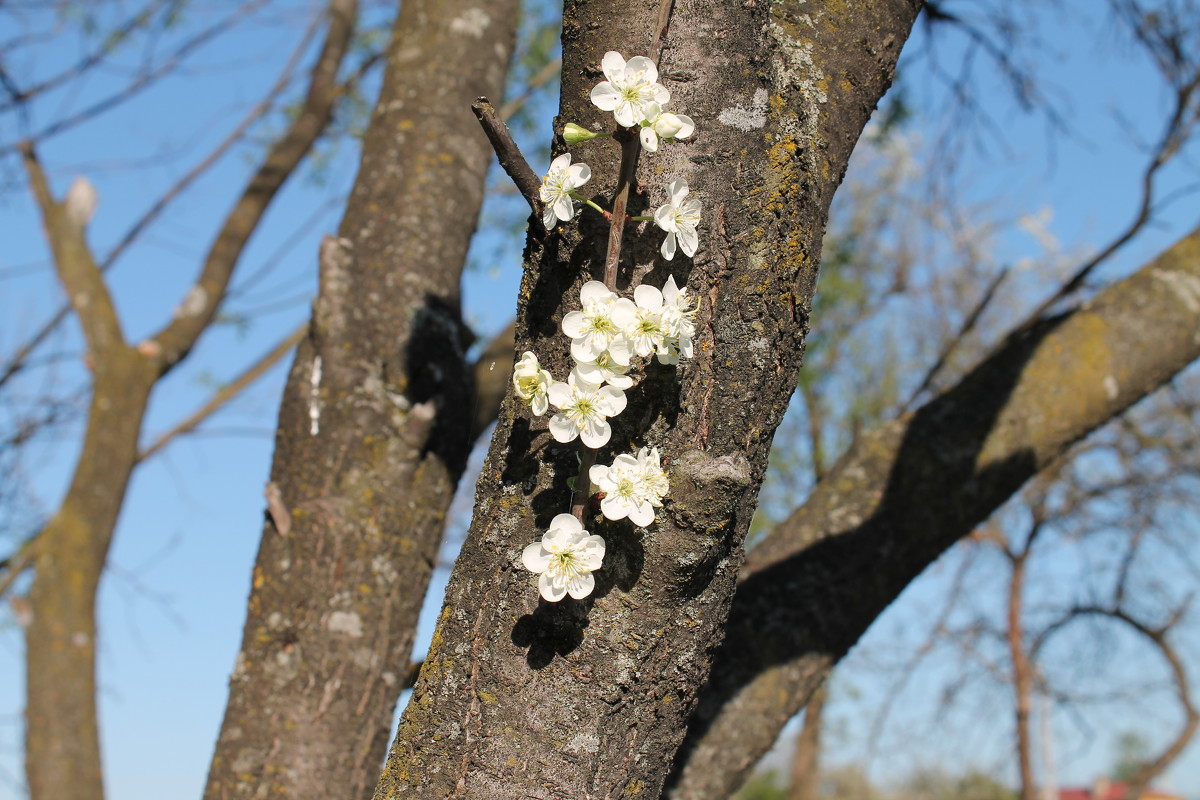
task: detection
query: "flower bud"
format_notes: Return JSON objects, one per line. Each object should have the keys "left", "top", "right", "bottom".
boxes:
{"left": 563, "top": 123, "right": 600, "bottom": 144}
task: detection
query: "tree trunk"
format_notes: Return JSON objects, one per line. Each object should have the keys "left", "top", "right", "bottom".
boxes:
{"left": 203, "top": 1, "right": 518, "bottom": 797}
{"left": 25, "top": 352, "right": 155, "bottom": 800}
{"left": 371, "top": 1, "right": 918, "bottom": 797}
{"left": 19, "top": 2, "right": 356, "bottom": 796}
{"left": 667, "top": 223, "right": 1200, "bottom": 799}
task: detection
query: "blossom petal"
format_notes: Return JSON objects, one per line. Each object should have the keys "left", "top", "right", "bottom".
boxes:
{"left": 613, "top": 453, "right": 638, "bottom": 470}
{"left": 628, "top": 501, "right": 656, "bottom": 528}
{"left": 531, "top": 394, "right": 548, "bottom": 416}
{"left": 573, "top": 359, "right": 604, "bottom": 384}
{"left": 567, "top": 163, "right": 591, "bottom": 186}
{"left": 662, "top": 274, "right": 680, "bottom": 303}
{"left": 546, "top": 381, "right": 572, "bottom": 409}
{"left": 607, "top": 372, "right": 634, "bottom": 389}
{"left": 566, "top": 572, "right": 595, "bottom": 600}
{"left": 549, "top": 414, "right": 579, "bottom": 443}
{"left": 613, "top": 102, "right": 639, "bottom": 128}
{"left": 548, "top": 513, "right": 583, "bottom": 536}
{"left": 543, "top": 204, "right": 557, "bottom": 228}
{"left": 667, "top": 178, "right": 690, "bottom": 204}
{"left": 589, "top": 463, "right": 612, "bottom": 490}
{"left": 672, "top": 114, "right": 695, "bottom": 140}
{"left": 600, "top": 493, "right": 631, "bottom": 521}
{"left": 580, "top": 280, "right": 613, "bottom": 305}
{"left": 522, "top": 542, "right": 550, "bottom": 572}
{"left": 650, "top": 84, "right": 671, "bottom": 105}
{"left": 570, "top": 336, "right": 601, "bottom": 362}
{"left": 581, "top": 535, "right": 606, "bottom": 566}
{"left": 580, "top": 418, "right": 612, "bottom": 448}
{"left": 539, "top": 572, "right": 568, "bottom": 602}
{"left": 640, "top": 126, "right": 659, "bottom": 152}
{"left": 549, "top": 153, "right": 572, "bottom": 172}
{"left": 654, "top": 203, "right": 676, "bottom": 232}
{"left": 634, "top": 284, "right": 663, "bottom": 312}
{"left": 598, "top": 386, "right": 628, "bottom": 416}
{"left": 605, "top": 334, "right": 633, "bottom": 366}
{"left": 661, "top": 231, "right": 678, "bottom": 260}
{"left": 552, "top": 195, "right": 576, "bottom": 222}
{"left": 625, "top": 56, "right": 658, "bottom": 84}
{"left": 609, "top": 297, "right": 638, "bottom": 327}
{"left": 601, "top": 51, "right": 627, "bottom": 81}
{"left": 677, "top": 225, "right": 699, "bottom": 257}
{"left": 589, "top": 82, "right": 620, "bottom": 111}
{"left": 562, "top": 310, "right": 588, "bottom": 338}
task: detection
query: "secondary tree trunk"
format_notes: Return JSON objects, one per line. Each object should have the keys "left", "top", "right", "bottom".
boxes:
{"left": 371, "top": 1, "right": 919, "bottom": 797}
{"left": 203, "top": 1, "right": 518, "bottom": 797}
{"left": 24, "top": 352, "right": 154, "bottom": 800}
{"left": 667, "top": 223, "right": 1200, "bottom": 799}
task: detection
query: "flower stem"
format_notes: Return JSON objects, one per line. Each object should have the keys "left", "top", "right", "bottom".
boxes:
{"left": 573, "top": 194, "right": 613, "bottom": 220}
{"left": 572, "top": 129, "right": 642, "bottom": 524}
{"left": 603, "top": 132, "right": 642, "bottom": 287}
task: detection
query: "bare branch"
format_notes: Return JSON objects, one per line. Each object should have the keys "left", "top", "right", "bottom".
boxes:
{"left": 148, "top": 0, "right": 359, "bottom": 372}
{"left": 136, "top": 322, "right": 306, "bottom": 462}
{"left": 18, "top": 142, "right": 126, "bottom": 356}
{"left": 472, "top": 97, "right": 543, "bottom": 219}
{"left": 0, "top": 0, "right": 273, "bottom": 156}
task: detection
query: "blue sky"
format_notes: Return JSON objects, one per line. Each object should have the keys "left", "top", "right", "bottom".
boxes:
{"left": 1, "top": 1, "right": 1198, "bottom": 798}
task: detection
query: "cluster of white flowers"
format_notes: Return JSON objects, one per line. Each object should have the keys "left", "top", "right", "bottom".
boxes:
{"left": 512, "top": 275, "right": 697, "bottom": 442}
{"left": 590, "top": 447, "right": 669, "bottom": 527}
{"left": 516, "top": 50, "right": 705, "bottom": 602}
{"left": 538, "top": 51, "right": 701, "bottom": 262}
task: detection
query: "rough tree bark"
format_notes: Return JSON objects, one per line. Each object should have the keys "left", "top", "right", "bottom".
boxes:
{"left": 371, "top": 1, "right": 920, "bottom": 797}
{"left": 203, "top": 1, "right": 518, "bottom": 797}
{"left": 19, "top": 2, "right": 356, "bottom": 797}
{"left": 666, "top": 223, "right": 1200, "bottom": 799}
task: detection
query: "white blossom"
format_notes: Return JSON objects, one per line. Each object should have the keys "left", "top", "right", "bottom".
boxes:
{"left": 522, "top": 514, "right": 605, "bottom": 602}
{"left": 561, "top": 280, "right": 636, "bottom": 365}
{"left": 589, "top": 51, "right": 670, "bottom": 128}
{"left": 547, "top": 369, "right": 628, "bottom": 448}
{"left": 626, "top": 283, "right": 668, "bottom": 358}
{"left": 638, "top": 102, "right": 695, "bottom": 152}
{"left": 573, "top": 350, "right": 634, "bottom": 390}
{"left": 512, "top": 351, "right": 552, "bottom": 416}
{"left": 589, "top": 446, "right": 669, "bottom": 527}
{"left": 657, "top": 275, "right": 697, "bottom": 364}
{"left": 540, "top": 153, "right": 591, "bottom": 228}
{"left": 654, "top": 178, "right": 701, "bottom": 260}
{"left": 633, "top": 446, "right": 670, "bottom": 507}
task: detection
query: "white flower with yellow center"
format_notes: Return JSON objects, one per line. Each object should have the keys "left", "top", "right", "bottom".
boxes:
{"left": 547, "top": 369, "right": 628, "bottom": 448}
{"left": 633, "top": 446, "right": 669, "bottom": 507}
{"left": 589, "top": 446, "right": 669, "bottom": 527}
{"left": 589, "top": 51, "right": 671, "bottom": 128}
{"left": 540, "top": 153, "right": 591, "bottom": 228}
{"left": 522, "top": 514, "right": 605, "bottom": 602}
{"left": 654, "top": 178, "right": 701, "bottom": 261}
{"left": 638, "top": 102, "right": 695, "bottom": 152}
{"left": 573, "top": 350, "right": 634, "bottom": 390}
{"left": 512, "top": 351, "right": 552, "bottom": 416}
{"left": 657, "top": 275, "right": 697, "bottom": 364}
{"left": 626, "top": 283, "right": 668, "bottom": 358}
{"left": 562, "top": 280, "right": 636, "bottom": 365}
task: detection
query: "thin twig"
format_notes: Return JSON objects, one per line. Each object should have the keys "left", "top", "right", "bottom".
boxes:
{"left": 472, "top": 97, "right": 543, "bottom": 219}
{"left": 904, "top": 265, "right": 1010, "bottom": 409}
{"left": 137, "top": 322, "right": 307, "bottom": 462}
{"left": 652, "top": 0, "right": 677, "bottom": 63}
